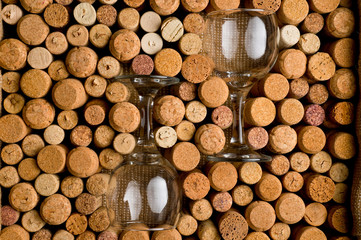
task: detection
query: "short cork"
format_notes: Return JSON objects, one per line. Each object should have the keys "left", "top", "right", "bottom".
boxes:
{"left": 113, "top": 133, "right": 136, "bottom": 154}
{"left": 73, "top": 2, "right": 96, "bottom": 26}
{"left": 48, "top": 60, "right": 70, "bottom": 81}
{"left": 328, "top": 101, "right": 354, "bottom": 125}
{"left": 244, "top": 0, "right": 281, "bottom": 13}
{"left": 86, "top": 173, "right": 110, "bottom": 196}
{"left": 1, "top": 205, "right": 20, "bottom": 226}
{"left": 2, "top": 71, "right": 21, "bottom": 93}
{"left": 333, "top": 183, "right": 348, "bottom": 204}
{"left": 154, "top": 48, "right": 182, "bottom": 77}
{"left": 179, "top": 33, "right": 202, "bottom": 55}
{"left": 209, "top": 191, "right": 232, "bottom": 212}
{"left": 303, "top": 104, "right": 325, "bottom": 126}
{"left": 268, "top": 223, "right": 291, "bottom": 240}
{"left": 66, "top": 47, "right": 98, "bottom": 78}
{"left": 267, "top": 125, "right": 297, "bottom": 154}
{"left": 17, "top": 14, "right": 49, "bottom": 46}
{"left": 3, "top": 93, "right": 25, "bottom": 114}
{"left": 109, "top": 102, "right": 140, "bottom": 133}
{"left": 277, "top": 0, "right": 309, "bottom": 25}
{"left": 177, "top": 213, "right": 198, "bottom": 236}
{"left": 120, "top": 229, "right": 150, "bottom": 240}
{"left": 171, "top": 81, "right": 197, "bottom": 102}
{"left": 170, "top": 142, "right": 200, "bottom": 171}
{"left": 182, "top": 55, "right": 213, "bottom": 84}
{"left": 109, "top": 29, "right": 140, "bottom": 63}
{"left": 35, "top": 173, "right": 60, "bottom": 196}
{"left": 18, "top": 158, "right": 41, "bottom": 182}
{"left": 58, "top": 110, "right": 79, "bottom": 130}
{"left": 0, "top": 166, "right": 20, "bottom": 188}
{"left": 95, "top": 126, "right": 116, "bottom": 149}
{"left": 232, "top": 185, "right": 253, "bottom": 207}
{"left": 0, "top": 225, "right": 30, "bottom": 240}
{"left": 89, "top": 207, "right": 111, "bottom": 232}
{"left": 310, "top": 151, "right": 332, "bottom": 173}
{"left": 153, "top": 95, "right": 185, "bottom": 126}
{"left": 117, "top": 8, "right": 140, "bottom": 31}
{"left": 181, "top": 170, "right": 210, "bottom": 200}
{"left": 0, "top": 39, "right": 28, "bottom": 71}
{"left": 297, "top": 33, "right": 321, "bottom": 55}
{"left": 67, "top": 147, "right": 99, "bottom": 178}
{"left": 89, "top": 24, "right": 112, "bottom": 48}
{"left": 66, "top": 25, "right": 89, "bottom": 47}
{"left": 1, "top": 144, "right": 23, "bottom": 165}
{"left": 255, "top": 172, "right": 282, "bottom": 202}
{"left": 265, "top": 155, "right": 290, "bottom": 176}
{"left": 40, "top": 194, "right": 72, "bottom": 225}
{"left": 189, "top": 198, "right": 213, "bottom": 221}
{"left": 66, "top": 213, "right": 88, "bottom": 235}
{"left": 20, "top": 0, "right": 52, "bottom": 13}
{"left": 185, "top": 101, "right": 207, "bottom": 123}
{"left": 150, "top": 0, "right": 180, "bottom": 16}
{"left": 274, "top": 49, "right": 307, "bottom": 79}
{"left": 297, "top": 126, "right": 326, "bottom": 154}
{"left": 98, "top": 56, "right": 123, "bottom": 79}
{"left": 210, "top": 0, "right": 240, "bottom": 10}
{"left": 276, "top": 98, "right": 304, "bottom": 125}
{"left": 304, "top": 173, "right": 335, "bottom": 203}
{"left": 181, "top": 0, "right": 208, "bottom": 12}
{"left": 85, "top": 75, "right": 108, "bottom": 98}
{"left": 245, "top": 127, "right": 268, "bottom": 150}
{"left": 1, "top": 4, "right": 23, "bottom": 25}
{"left": 328, "top": 205, "right": 350, "bottom": 233}
{"left": 183, "top": 13, "right": 205, "bottom": 34}
{"left": 175, "top": 120, "right": 196, "bottom": 141}
{"left": 44, "top": 3, "right": 69, "bottom": 28}
{"left": 161, "top": 17, "right": 184, "bottom": 42}
{"left": 304, "top": 202, "right": 327, "bottom": 226}
{"left": 131, "top": 54, "right": 154, "bottom": 75}
{"left": 106, "top": 82, "right": 130, "bottom": 104}
{"left": 206, "top": 162, "right": 238, "bottom": 192}
{"left": 27, "top": 47, "right": 53, "bottom": 70}
{"left": 9, "top": 182, "right": 39, "bottom": 212}
{"left": 329, "top": 162, "right": 349, "bottom": 183}
{"left": 282, "top": 171, "right": 304, "bottom": 192}
{"left": 195, "top": 124, "right": 226, "bottom": 155}
{"left": 325, "top": 7, "right": 355, "bottom": 38}
{"left": 0, "top": 114, "right": 30, "bottom": 143}
{"left": 61, "top": 176, "right": 84, "bottom": 198}
{"left": 307, "top": 52, "right": 336, "bottom": 81}
{"left": 75, "top": 193, "right": 102, "bottom": 215}
{"left": 197, "top": 219, "right": 221, "bottom": 240}
{"left": 327, "top": 38, "right": 356, "bottom": 68}
{"left": 289, "top": 152, "right": 310, "bottom": 172}
{"left": 238, "top": 162, "right": 262, "bottom": 185}
{"left": 124, "top": 0, "right": 144, "bottom": 8}
{"left": 20, "top": 69, "right": 52, "bottom": 98}
{"left": 328, "top": 68, "right": 356, "bottom": 100}
{"left": 21, "top": 210, "right": 45, "bottom": 232}
{"left": 46, "top": 32, "right": 68, "bottom": 55}
{"left": 52, "top": 79, "right": 88, "bottom": 110}
{"left": 218, "top": 210, "right": 248, "bottom": 240}
{"left": 245, "top": 201, "right": 276, "bottom": 232}
{"left": 244, "top": 97, "right": 276, "bottom": 127}
{"left": 301, "top": 12, "right": 324, "bottom": 34}
{"left": 309, "top": 0, "right": 340, "bottom": 14}
{"left": 37, "top": 144, "right": 67, "bottom": 174}
{"left": 140, "top": 11, "right": 161, "bottom": 33}
{"left": 275, "top": 193, "right": 305, "bottom": 224}
{"left": 70, "top": 125, "right": 93, "bottom": 147}
{"left": 253, "top": 73, "right": 289, "bottom": 101}
{"left": 97, "top": 5, "right": 117, "bottom": 27}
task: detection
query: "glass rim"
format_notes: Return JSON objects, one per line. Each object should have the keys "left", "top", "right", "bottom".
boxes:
{"left": 206, "top": 8, "right": 274, "bottom": 17}
{"left": 112, "top": 74, "right": 179, "bottom": 84}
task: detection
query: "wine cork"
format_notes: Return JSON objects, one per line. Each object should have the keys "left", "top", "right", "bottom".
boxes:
{"left": 277, "top": 0, "right": 309, "bottom": 25}
{"left": 195, "top": 124, "right": 226, "bottom": 155}
{"left": 245, "top": 127, "right": 268, "bottom": 150}
{"left": 184, "top": 101, "right": 207, "bottom": 123}
{"left": 310, "top": 151, "right": 332, "bottom": 173}
{"left": 106, "top": 82, "right": 130, "bottom": 104}
{"left": 327, "top": 101, "right": 354, "bottom": 125}
{"left": 197, "top": 219, "right": 221, "bottom": 240}
{"left": 89, "top": 207, "right": 110, "bottom": 232}
{"left": 253, "top": 73, "right": 290, "bottom": 101}
{"left": 86, "top": 173, "right": 110, "bottom": 196}
{"left": 0, "top": 39, "right": 28, "bottom": 70}
{"left": 306, "top": 83, "right": 329, "bottom": 105}
{"left": 99, "top": 231, "right": 118, "bottom": 240}
{"left": 85, "top": 75, "right": 108, "bottom": 98}
{"left": 27, "top": 47, "right": 53, "bottom": 69}
{"left": 96, "top": 5, "right": 117, "bottom": 27}
{"left": 305, "top": 173, "right": 335, "bottom": 202}
{"left": 22, "top": 98, "right": 55, "bottom": 129}
{"left": 340, "top": 0, "right": 352, "bottom": 6}
{"left": 46, "top": 32, "right": 68, "bottom": 55}
{"left": 98, "top": 56, "right": 122, "bottom": 79}
{"left": 206, "top": 162, "right": 237, "bottom": 191}
{"left": 113, "top": 133, "right": 136, "bottom": 154}
{"left": 210, "top": 0, "right": 239, "bottom": 10}
{"left": 275, "top": 193, "right": 305, "bottom": 224}
{"left": 297, "top": 126, "right": 326, "bottom": 154}
{"left": 99, "top": 0, "right": 118, "bottom": 4}
{"left": 161, "top": 17, "right": 184, "bottom": 42}
{"left": 237, "top": 162, "right": 262, "bottom": 185}
{"left": 175, "top": 120, "right": 196, "bottom": 141}
{"left": 154, "top": 126, "right": 177, "bottom": 148}
{"left": 268, "top": 222, "right": 291, "bottom": 240}
{"left": 231, "top": 185, "right": 253, "bottom": 207}
{"left": 246, "top": 232, "right": 270, "bottom": 240}
{"left": 151, "top": 228, "right": 182, "bottom": 240}
{"left": 53, "top": 79, "right": 88, "bottom": 110}
{"left": 1, "top": 4, "right": 23, "bottom": 25}
{"left": 297, "top": 33, "right": 321, "bottom": 55}
{"left": 58, "top": 110, "right": 79, "bottom": 130}
{"left": 17, "top": 14, "right": 49, "bottom": 46}
{"left": 325, "top": 7, "right": 355, "bottom": 38}
{"left": 328, "top": 68, "right": 356, "bottom": 100}
{"left": 53, "top": 230, "right": 74, "bottom": 240}
{"left": 267, "top": 125, "right": 297, "bottom": 154}
{"left": 282, "top": 171, "right": 304, "bottom": 192}
{"left": 171, "top": 82, "right": 197, "bottom": 102}
{"left": 307, "top": 52, "right": 336, "bottom": 82}
{"left": 170, "top": 142, "right": 199, "bottom": 171}
{"left": 21, "top": 210, "right": 45, "bottom": 232}
{"left": 18, "top": 158, "right": 41, "bottom": 181}
{"left": 304, "top": 202, "right": 327, "bottom": 226}
{"left": 265, "top": 155, "right": 290, "bottom": 176}
{"left": 276, "top": 98, "right": 304, "bottom": 125}
{"left": 1, "top": 143, "right": 23, "bottom": 165}
{"left": 150, "top": 0, "right": 180, "bottom": 16}
{"left": 327, "top": 131, "right": 356, "bottom": 160}
{"left": 245, "top": 201, "right": 276, "bottom": 231}
{"left": 4, "top": 93, "right": 25, "bottom": 114}
{"left": 117, "top": 8, "right": 140, "bottom": 31}
{"left": 2, "top": 71, "right": 21, "bottom": 93}
{"left": 244, "top": 0, "right": 281, "bottom": 13}
{"left": 278, "top": 25, "right": 300, "bottom": 49}
{"left": 218, "top": 210, "right": 248, "bottom": 240}
{"left": 199, "top": 77, "right": 228, "bottom": 108}
{"left": 183, "top": 13, "right": 205, "bottom": 34}
{"left": 109, "top": 29, "right": 140, "bottom": 62}
{"left": 109, "top": 102, "right": 140, "bottom": 132}
{"left": 94, "top": 125, "right": 115, "bottom": 148}
{"left": 67, "top": 147, "right": 99, "bottom": 178}
{"left": 303, "top": 104, "right": 325, "bottom": 126}
{"left": 19, "top": 0, "right": 52, "bottom": 13}
{"left": 255, "top": 172, "right": 282, "bottom": 202}
{"left": 66, "top": 213, "right": 88, "bottom": 236}
{"left": 37, "top": 144, "right": 67, "bottom": 174}
{"left": 0, "top": 225, "right": 30, "bottom": 240}
{"left": 9, "top": 182, "right": 39, "bottom": 212}
{"left": 181, "top": 170, "right": 210, "bottom": 200}
{"left": 176, "top": 213, "right": 198, "bottom": 236}
{"left": 210, "top": 105, "right": 233, "bottom": 130}
{"left": 43, "top": 124, "right": 65, "bottom": 145}
{"left": 154, "top": 48, "right": 182, "bottom": 76}
{"left": 77, "top": 231, "right": 96, "bottom": 240}
{"left": 20, "top": 69, "right": 52, "bottom": 98}
{"left": 35, "top": 173, "right": 60, "bottom": 196}
{"left": 289, "top": 152, "right": 310, "bottom": 172}
{"left": 99, "top": 148, "right": 123, "bottom": 170}
{"left": 178, "top": 33, "right": 202, "bottom": 55}
{"left": 131, "top": 54, "right": 154, "bottom": 75}
{"left": 48, "top": 60, "right": 70, "bottom": 81}
{"left": 66, "top": 47, "right": 98, "bottom": 78}
{"left": 181, "top": 0, "right": 208, "bottom": 12}
{"left": 140, "top": 11, "right": 161, "bottom": 33}
{"left": 274, "top": 49, "right": 307, "bottom": 79}
{"left": 329, "top": 162, "right": 349, "bottom": 183}
{"left": 84, "top": 99, "right": 107, "bottom": 126}
{"left": 182, "top": 55, "right": 213, "bottom": 84}
{"left": 333, "top": 182, "right": 348, "bottom": 204}
{"left": 309, "top": 0, "right": 340, "bottom": 14}
{"left": 153, "top": 95, "right": 185, "bottom": 126}
{"left": 209, "top": 191, "right": 232, "bottom": 213}
{"left": 0, "top": 166, "right": 20, "bottom": 188}
{"left": 328, "top": 205, "right": 350, "bottom": 233}
{"left": 189, "top": 198, "right": 213, "bottom": 221}
{"left": 301, "top": 12, "right": 324, "bottom": 34}
{"left": 40, "top": 194, "right": 72, "bottom": 225}
{"left": 120, "top": 229, "right": 149, "bottom": 240}
{"left": 33, "top": 229, "right": 52, "bottom": 240}
{"left": 44, "top": 3, "right": 69, "bottom": 28}
{"left": 66, "top": 24, "right": 89, "bottom": 47}
{"left": 244, "top": 97, "right": 276, "bottom": 127}
{"left": 1, "top": 205, "right": 20, "bottom": 226}
{"left": 328, "top": 38, "right": 356, "bottom": 68}
{"left": 141, "top": 32, "right": 163, "bottom": 55}
{"left": 61, "top": 176, "right": 84, "bottom": 198}
{"left": 0, "top": 114, "right": 30, "bottom": 143}
{"left": 89, "top": 24, "right": 112, "bottom": 48}
{"left": 73, "top": 2, "right": 96, "bottom": 26}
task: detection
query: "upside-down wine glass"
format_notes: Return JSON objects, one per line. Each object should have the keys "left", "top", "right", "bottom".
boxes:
{"left": 106, "top": 75, "right": 181, "bottom": 231}
{"left": 203, "top": 8, "right": 279, "bottom": 162}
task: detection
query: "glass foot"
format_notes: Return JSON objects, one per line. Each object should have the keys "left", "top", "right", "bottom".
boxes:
{"left": 207, "top": 145, "right": 271, "bottom": 162}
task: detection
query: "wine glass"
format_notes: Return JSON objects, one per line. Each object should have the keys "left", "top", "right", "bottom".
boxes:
{"left": 203, "top": 8, "right": 279, "bottom": 162}
{"left": 106, "top": 75, "right": 181, "bottom": 231}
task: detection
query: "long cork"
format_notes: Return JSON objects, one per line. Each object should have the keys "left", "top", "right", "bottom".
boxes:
{"left": 106, "top": 82, "right": 130, "bottom": 103}
{"left": 0, "top": 39, "right": 28, "bottom": 71}
{"left": 244, "top": 97, "right": 276, "bottom": 127}
{"left": 20, "top": 69, "right": 52, "bottom": 98}
{"left": 305, "top": 173, "right": 335, "bottom": 203}
{"left": 27, "top": 47, "right": 53, "bottom": 70}
{"left": 52, "top": 79, "right": 88, "bottom": 110}
{"left": 46, "top": 32, "right": 68, "bottom": 55}
{"left": 297, "top": 33, "right": 321, "bottom": 55}
{"left": 3, "top": 93, "right": 25, "bottom": 114}
{"left": 297, "top": 126, "right": 326, "bottom": 154}
{"left": 238, "top": 162, "right": 262, "bottom": 185}
{"left": 94, "top": 125, "right": 115, "bottom": 148}
{"left": 177, "top": 213, "right": 198, "bottom": 236}
{"left": 66, "top": 213, "right": 87, "bottom": 236}
{"left": 181, "top": 170, "right": 210, "bottom": 200}
{"left": 89, "top": 207, "right": 110, "bottom": 232}
{"left": 113, "top": 133, "right": 136, "bottom": 154}
{"left": 301, "top": 12, "right": 324, "bottom": 34}
{"left": 161, "top": 16, "right": 184, "bottom": 42}
{"left": 328, "top": 38, "right": 356, "bottom": 68}
{"left": 232, "top": 185, "right": 253, "bottom": 207}
{"left": 70, "top": 125, "right": 92, "bottom": 147}
{"left": 325, "top": 7, "right": 355, "bottom": 38}
{"left": 37, "top": 144, "right": 68, "bottom": 174}
{"left": 1, "top": 4, "right": 23, "bottom": 25}
{"left": 86, "top": 173, "right": 110, "bottom": 196}
{"left": 48, "top": 60, "right": 69, "bottom": 81}
{"left": 328, "top": 68, "right": 356, "bottom": 100}
{"left": 40, "top": 194, "right": 72, "bottom": 225}
{"left": 277, "top": 0, "right": 309, "bottom": 25}
{"left": 44, "top": 3, "right": 69, "bottom": 28}
{"left": 185, "top": 100, "right": 207, "bottom": 123}
{"left": 265, "top": 155, "right": 290, "bottom": 176}
{"left": 99, "top": 148, "right": 123, "bottom": 170}
{"left": 218, "top": 210, "right": 248, "bottom": 240}
{"left": 289, "top": 152, "right": 310, "bottom": 172}
{"left": 267, "top": 125, "right": 297, "bottom": 154}
{"left": 61, "top": 176, "right": 84, "bottom": 198}
{"left": 109, "top": 29, "right": 140, "bottom": 62}
{"left": 328, "top": 101, "right": 354, "bottom": 125}
{"left": 329, "top": 162, "right": 349, "bottom": 183}
{"left": 153, "top": 95, "right": 185, "bottom": 126}
{"left": 22, "top": 134, "right": 44, "bottom": 157}
{"left": 0, "top": 114, "right": 30, "bottom": 143}
{"left": 150, "top": 0, "right": 180, "bottom": 16}
{"left": 98, "top": 56, "right": 123, "bottom": 79}
{"left": 0, "top": 166, "right": 20, "bottom": 188}
{"left": 77, "top": 231, "right": 96, "bottom": 240}
{"left": 327, "top": 131, "right": 356, "bottom": 160}
{"left": 34, "top": 173, "right": 60, "bottom": 196}
{"left": 307, "top": 52, "right": 336, "bottom": 81}
{"left": 18, "top": 158, "right": 41, "bottom": 181}
{"left": 9, "top": 182, "right": 39, "bottom": 212}
{"left": 58, "top": 110, "right": 79, "bottom": 130}
{"left": 140, "top": 11, "right": 161, "bottom": 33}
{"left": 275, "top": 193, "right": 305, "bottom": 224}
{"left": 282, "top": 171, "right": 304, "bottom": 192}
{"left": 97, "top": 5, "right": 117, "bottom": 27}
{"left": 2, "top": 71, "right": 21, "bottom": 93}
{"left": 179, "top": 33, "right": 202, "bottom": 55}
{"left": 245, "top": 201, "right": 276, "bottom": 232}
{"left": 19, "top": 0, "right": 52, "bottom": 13}
{"left": 17, "top": 14, "right": 49, "bottom": 46}
{"left": 253, "top": 73, "right": 289, "bottom": 101}
{"left": 310, "top": 151, "right": 332, "bottom": 173}
{"left": 75, "top": 193, "right": 102, "bottom": 215}
{"left": 118, "top": 8, "right": 140, "bottom": 31}
{"left": 53, "top": 230, "right": 74, "bottom": 240}
{"left": 141, "top": 33, "right": 163, "bottom": 55}
{"left": 73, "top": 2, "right": 96, "bottom": 26}
{"left": 0, "top": 225, "right": 30, "bottom": 240}
{"left": 294, "top": 226, "right": 327, "bottom": 240}
{"left": 21, "top": 210, "right": 45, "bottom": 232}
{"left": 120, "top": 228, "right": 150, "bottom": 240}
{"left": 154, "top": 48, "right": 182, "bottom": 76}
{"left": 170, "top": 142, "right": 200, "bottom": 171}
{"left": 328, "top": 205, "right": 350, "bottom": 233}
{"left": 244, "top": 0, "right": 281, "bottom": 13}
{"left": 1, "top": 205, "right": 20, "bottom": 226}
{"left": 32, "top": 229, "right": 52, "bottom": 240}
{"left": 274, "top": 49, "right": 307, "bottom": 79}
{"left": 1, "top": 144, "right": 23, "bottom": 165}
{"left": 209, "top": 191, "right": 232, "bottom": 213}
{"left": 197, "top": 219, "right": 221, "bottom": 240}
{"left": 151, "top": 228, "right": 182, "bottom": 240}
{"left": 189, "top": 198, "right": 213, "bottom": 221}
{"left": 183, "top": 13, "right": 205, "bottom": 34}
{"left": 67, "top": 147, "right": 99, "bottom": 178}
{"left": 304, "top": 202, "right": 327, "bottom": 226}
{"left": 309, "top": 0, "right": 340, "bottom": 14}
{"left": 268, "top": 222, "right": 291, "bottom": 240}
{"left": 276, "top": 98, "right": 304, "bottom": 125}
{"left": 43, "top": 124, "right": 65, "bottom": 145}
{"left": 109, "top": 102, "right": 140, "bottom": 133}
{"left": 255, "top": 172, "right": 282, "bottom": 202}
{"left": 198, "top": 77, "right": 228, "bottom": 108}
{"left": 85, "top": 75, "right": 108, "bottom": 98}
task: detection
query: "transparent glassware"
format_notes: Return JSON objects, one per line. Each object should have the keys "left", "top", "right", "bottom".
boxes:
{"left": 203, "top": 8, "right": 279, "bottom": 162}
{"left": 106, "top": 75, "right": 181, "bottom": 231}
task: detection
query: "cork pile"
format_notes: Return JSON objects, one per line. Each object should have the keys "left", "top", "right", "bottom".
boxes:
{"left": 0, "top": 0, "right": 358, "bottom": 239}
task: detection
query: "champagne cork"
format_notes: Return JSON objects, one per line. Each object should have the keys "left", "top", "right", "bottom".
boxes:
{"left": 85, "top": 75, "right": 108, "bottom": 98}
{"left": 113, "top": 133, "right": 136, "bottom": 154}
{"left": 265, "top": 155, "right": 290, "bottom": 176}
{"left": 0, "top": 39, "right": 28, "bottom": 70}
{"left": 277, "top": 0, "right": 309, "bottom": 25}
{"left": 67, "top": 147, "right": 99, "bottom": 178}
{"left": 43, "top": 124, "right": 65, "bottom": 144}
{"left": 306, "top": 83, "right": 329, "bottom": 104}
{"left": 304, "top": 202, "right": 327, "bottom": 226}
{"left": 171, "top": 82, "right": 197, "bottom": 102}
{"left": 0, "top": 166, "right": 20, "bottom": 188}
{"left": 61, "top": 176, "right": 84, "bottom": 198}
{"left": 209, "top": 191, "right": 232, "bottom": 212}
{"left": 274, "top": 49, "right": 307, "bottom": 79}
{"left": 181, "top": 170, "right": 210, "bottom": 200}
{"left": 99, "top": 231, "right": 118, "bottom": 240}
{"left": 84, "top": 99, "right": 108, "bottom": 126}
{"left": 181, "top": 0, "right": 208, "bottom": 12}
{"left": 58, "top": 110, "right": 79, "bottom": 130}
{"left": 238, "top": 162, "right": 262, "bottom": 185}
{"left": 17, "top": 14, "right": 49, "bottom": 46}
{"left": 183, "top": 13, "right": 205, "bottom": 34}
{"left": 169, "top": 142, "right": 199, "bottom": 171}
{"left": 66, "top": 47, "right": 98, "bottom": 78}
{"left": 40, "top": 194, "right": 72, "bottom": 225}
{"left": 289, "top": 152, "right": 310, "bottom": 172}
{"left": 48, "top": 60, "right": 70, "bottom": 81}
{"left": 94, "top": 125, "right": 115, "bottom": 148}
{"left": 77, "top": 231, "right": 96, "bottom": 240}
{"left": 140, "top": 11, "right": 161, "bottom": 33}
{"left": 18, "top": 158, "right": 41, "bottom": 181}
{"left": 267, "top": 125, "right": 297, "bottom": 154}
{"left": 245, "top": 201, "right": 276, "bottom": 232}
{"left": 1, "top": 205, "right": 20, "bottom": 226}
{"left": 22, "top": 98, "right": 55, "bottom": 129}
{"left": 301, "top": 12, "right": 324, "bottom": 34}
{"left": 310, "top": 151, "right": 332, "bottom": 173}
{"left": 66, "top": 213, "right": 88, "bottom": 235}
{"left": 98, "top": 56, "right": 122, "bottom": 79}
{"left": 52, "top": 79, "right": 88, "bottom": 110}
{"left": 218, "top": 210, "right": 248, "bottom": 240}
{"left": 33, "top": 229, "right": 52, "bottom": 240}
{"left": 185, "top": 100, "right": 207, "bottom": 123}
{"left": 44, "top": 3, "right": 69, "bottom": 28}
{"left": 232, "top": 185, "right": 253, "bottom": 207}
{"left": 89, "top": 24, "right": 112, "bottom": 48}
{"left": 27, "top": 47, "right": 53, "bottom": 69}
{"left": 20, "top": 69, "right": 52, "bottom": 98}
{"left": 21, "top": 210, "right": 45, "bottom": 232}
{"left": 109, "top": 29, "right": 140, "bottom": 62}
{"left": 304, "top": 173, "right": 335, "bottom": 203}
{"left": 210, "top": 0, "right": 240, "bottom": 10}
{"left": 307, "top": 52, "right": 336, "bottom": 81}
{"left": 206, "top": 162, "right": 237, "bottom": 191}
{"left": 153, "top": 95, "right": 185, "bottom": 126}
{"left": 120, "top": 229, "right": 149, "bottom": 240}
{"left": 329, "top": 162, "right": 349, "bottom": 183}
{"left": 253, "top": 73, "right": 290, "bottom": 101}
{"left": 327, "top": 131, "right": 356, "bottom": 160}
{"left": 175, "top": 120, "right": 195, "bottom": 141}
{"left": 198, "top": 77, "right": 228, "bottom": 108}
{"left": 86, "top": 173, "right": 110, "bottom": 196}
{"left": 151, "top": 228, "right": 182, "bottom": 240}
{"left": 131, "top": 54, "right": 154, "bottom": 75}
{"left": 4, "top": 93, "right": 25, "bottom": 114}
{"left": 53, "top": 230, "right": 74, "bottom": 240}
{"left": 19, "top": 0, "right": 52, "bottom": 13}
{"left": 34, "top": 173, "right": 60, "bottom": 196}
{"left": 244, "top": 0, "right": 281, "bottom": 13}
{"left": 109, "top": 102, "right": 140, "bottom": 132}
{"left": 150, "top": 0, "right": 180, "bottom": 16}
{"left": 0, "top": 225, "right": 30, "bottom": 240}
{"left": 99, "top": 148, "right": 123, "bottom": 170}
{"left": 9, "top": 182, "right": 39, "bottom": 212}
{"left": 96, "top": 5, "right": 117, "bottom": 27}
{"left": 275, "top": 193, "right": 305, "bottom": 224}
{"left": 333, "top": 182, "right": 348, "bottom": 204}
{"left": 197, "top": 219, "right": 221, "bottom": 240}
{"left": 327, "top": 38, "right": 356, "bottom": 68}
{"left": 161, "top": 16, "right": 184, "bottom": 42}
{"left": 276, "top": 98, "right": 304, "bottom": 125}
{"left": 328, "top": 101, "right": 354, "bottom": 125}
{"left": 195, "top": 124, "right": 226, "bottom": 155}
{"left": 244, "top": 97, "right": 276, "bottom": 127}
{"left": 37, "top": 144, "right": 67, "bottom": 174}
{"left": 141, "top": 33, "right": 163, "bottom": 55}
{"left": 66, "top": 24, "right": 89, "bottom": 47}
{"left": 89, "top": 207, "right": 110, "bottom": 232}
{"left": 297, "top": 33, "right": 321, "bottom": 55}
{"left": 106, "top": 82, "right": 130, "bottom": 104}
{"left": 1, "top": 143, "right": 23, "bottom": 165}
{"left": 182, "top": 54, "right": 213, "bottom": 84}
{"left": 328, "top": 205, "right": 350, "bottom": 233}
{"left": 255, "top": 172, "right": 282, "bottom": 202}
{"left": 73, "top": 2, "right": 96, "bottom": 26}
{"left": 190, "top": 198, "right": 213, "bottom": 221}
{"left": 268, "top": 222, "right": 291, "bottom": 240}
{"left": 46, "top": 32, "right": 68, "bottom": 55}
{"left": 303, "top": 104, "right": 325, "bottom": 126}
{"left": 328, "top": 68, "right": 356, "bottom": 100}
{"left": 117, "top": 8, "right": 140, "bottom": 31}
{"left": 178, "top": 33, "right": 202, "bottom": 55}
{"left": 177, "top": 213, "right": 198, "bottom": 236}
{"left": 325, "top": 7, "right": 355, "bottom": 38}
{"left": 1, "top": 4, "right": 23, "bottom": 25}
{"left": 282, "top": 171, "right": 304, "bottom": 192}
{"left": 309, "top": 0, "right": 340, "bottom": 14}
{"left": 297, "top": 126, "right": 326, "bottom": 154}
{"left": 2, "top": 71, "right": 21, "bottom": 93}
{"left": 0, "top": 114, "right": 30, "bottom": 143}
{"left": 278, "top": 25, "right": 300, "bottom": 49}
{"left": 154, "top": 48, "right": 182, "bottom": 76}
